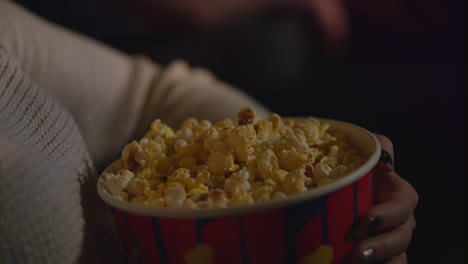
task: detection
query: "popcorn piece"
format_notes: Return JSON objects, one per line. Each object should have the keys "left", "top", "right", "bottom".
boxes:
{"left": 122, "top": 141, "right": 142, "bottom": 171}
{"left": 251, "top": 186, "right": 274, "bottom": 202}
{"left": 147, "top": 197, "right": 166, "bottom": 208}
{"left": 101, "top": 170, "right": 135, "bottom": 198}
{"left": 178, "top": 156, "right": 197, "bottom": 170}
{"left": 268, "top": 113, "right": 282, "bottom": 131}
{"left": 264, "top": 178, "right": 278, "bottom": 188}
{"left": 295, "top": 121, "right": 321, "bottom": 145}
{"left": 320, "top": 156, "right": 338, "bottom": 169}
{"left": 199, "top": 120, "right": 213, "bottom": 131}
{"left": 178, "top": 128, "right": 194, "bottom": 142}
{"left": 134, "top": 138, "right": 166, "bottom": 169}
{"left": 236, "top": 107, "right": 257, "bottom": 126}
{"left": 194, "top": 169, "right": 212, "bottom": 186}
{"left": 313, "top": 163, "right": 333, "bottom": 183}
{"left": 226, "top": 125, "right": 257, "bottom": 162}
{"left": 214, "top": 118, "right": 234, "bottom": 129}
{"left": 328, "top": 145, "right": 345, "bottom": 161}
{"left": 131, "top": 196, "right": 147, "bottom": 204}
{"left": 168, "top": 168, "right": 195, "bottom": 190}
{"left": 203, "top": 128, "right": 231, "bottom": 153}
{"left": 277, "top": 147, "right": 314, "bottom": 172}
{"left": 343, "top": 150, "right": 365, "bottom": 167}
{"left": 207, "top": 152, "right": 238, "bottom": 175}
{"left": 256, "top": 149, "right": 279, "bottom": 179}
{"left": 282, "top": 168, "right": 308, "bottom": 194}
{"left": 255, "top": 119, "right": 275, "bottom": 141}
{"left": 165, "top": 182, "right": 186, "bottom": 208}
{"left": 229, "top": 193, "right": 255, "bottom": 206}
{"left": 145, "top": 119, "right": 175, "bottom": 139}
{"left": 187, "top": 184, "right": 210, "bottom": 201}
{"left": 126, "top": 177, "right": 149, "bottom": 196}
{"left": 184, "top": 198, "right": 198, "bottom": 209}
{"left": 224, "top": 169, "right": 251, "bottom": 196}
{"left": 206, "top": 190, "right": 229, "bottom": 208}
{"left": 272, "top": 169, "right": 288, "bottom": 183}
{"left": 272, "top": 191, "right": 287, "bottom": 200}
{"left": 181, "top": 118, "right": 199, "bottom": 131}
{"left": 329, "top": 165, "right": 349, "bottom": 179}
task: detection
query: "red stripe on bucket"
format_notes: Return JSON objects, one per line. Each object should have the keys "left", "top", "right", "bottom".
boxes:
{"left": 202, "top": 217, "right": 242, "bottom": 264}
{"left": 327, "top": 184, "right": 354, "bottom": 264}
{"left": 242, "top": 209, "right": 286, "bottom": 264}
{"left": 357, "top": 172, "right": 373, "bottom": 216}
{"left": 158, "top": 218, "right": 197, "bottom": 264}
{"left": 296, "top": 214, "right": 324, "bottom": 262}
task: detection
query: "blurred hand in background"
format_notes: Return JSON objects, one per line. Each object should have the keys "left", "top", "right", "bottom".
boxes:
{"left": 122, "top": 0, "right": 349, "bottom": 52}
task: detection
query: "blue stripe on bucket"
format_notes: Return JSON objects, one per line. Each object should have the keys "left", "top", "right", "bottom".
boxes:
{"left": 238, "top": 217, "right": 250, "bottom": 264}
{"left": 196, "top": 219, "right": 213, "bottom": 243}
{"left": 151, "top": 219, "right": 169, "bottom": 264}
{"left": 124, "top": 213, "right": 142, "bottom": 264}
{"left": 322, "top": 199, "right": 328, "bottom": 244}
{"left": 284, "top": 196, "right": 327, "bottom": 263}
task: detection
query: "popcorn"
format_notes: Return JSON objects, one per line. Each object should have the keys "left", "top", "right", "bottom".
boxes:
{"left": 101, "top": 108, "right": 366, "bottom": 208}
{"left": 207, "top": 152, "right": 239, "bottom": 174}
{"left": 277, "top": 147, "right": 313, "bottom": 172}
{"left": 256, "top": 149, "right": 279, "bottom": 179}
{"left": 101, "top": 170, "right": 135, "bottom": 197}
{"left": 229, "top": 193, "right": 255, "bottom": 206}
{"left": 236, "top": 107, "right": 257, "bottom": 125}
{"left": 226, "top": 125, "right": 257, "bottom": 162}
{"left": 313, "top": 163, "right": 333, "bottom": 183}
{"left": 329, "top": 165, "right": 349, "bottom": 179}
{"left": 126, "top": 178, "right": 149, "bottom": 196}
{"left": 164, "top": 182, "right": 186, "bottom": 208}
{"left": 282, "top": 168, "right": 309, "bottom": 194}
{"left": 206, "top": 190, "right": 229, "bottom": 208}
{"left": 224, "top": 169, "right": 251, "bottom": 196}
{"left": 145, "top": 119, "right": 175, "bottom": 139}
{"left": 251, "top": 186, "right": 274, "bottom": 202}
{"left": 272, "top": 192, "right": 287, "bottom": 200}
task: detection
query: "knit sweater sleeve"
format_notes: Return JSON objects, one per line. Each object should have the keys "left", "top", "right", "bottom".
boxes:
{"left": 0, "top": 0, "right": 269, "bottom": 168}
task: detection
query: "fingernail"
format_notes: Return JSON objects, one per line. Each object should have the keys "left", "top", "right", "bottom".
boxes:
{"left": 362, "top": 248, "right": 375, "bottom": 263}
{"left": 379, "top": 150, "right": 394, "bottom": 169}
{"left": 367, "top": 216, "right": 380, "bottom": 230}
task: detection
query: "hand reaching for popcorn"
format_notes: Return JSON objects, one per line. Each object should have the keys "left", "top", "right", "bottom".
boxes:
{"left": 353, "top": 135, "right": 418, "bottom": 263}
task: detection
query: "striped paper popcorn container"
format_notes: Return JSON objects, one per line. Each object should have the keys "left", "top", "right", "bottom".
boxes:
{"left": 97, "top": 118, "right": 381, "bottom": 264}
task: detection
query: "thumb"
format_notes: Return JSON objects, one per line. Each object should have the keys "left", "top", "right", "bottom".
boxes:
{"left": 374, "top": 134, "right": 395, "bottom": 174}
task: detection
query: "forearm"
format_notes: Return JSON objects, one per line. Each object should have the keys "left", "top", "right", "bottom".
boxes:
{"left": 0, "top": 1, "right": 151, "bottom": 165}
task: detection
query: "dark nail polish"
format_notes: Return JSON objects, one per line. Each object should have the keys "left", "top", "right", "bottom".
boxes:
{"left": 379, "top": 150, "right": 394, "bottom": 169}
{"left": 362, "top": 248, "right": 375, "bottom": 263}
{"left": 368, "top": 216, "right": 380, "bottom": 230}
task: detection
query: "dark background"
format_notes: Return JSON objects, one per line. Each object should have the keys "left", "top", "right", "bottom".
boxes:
{"left": 16, "top": 0, "right": 464, "bottom": 263}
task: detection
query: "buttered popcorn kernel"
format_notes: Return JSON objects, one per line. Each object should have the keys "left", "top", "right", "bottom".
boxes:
{"left": 100, "top": 107, "right": 366, "bottom": 208}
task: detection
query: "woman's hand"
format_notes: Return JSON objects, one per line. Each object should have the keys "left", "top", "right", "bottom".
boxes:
{"left": 352, "top": 135, "right": 418, "bottom": 263}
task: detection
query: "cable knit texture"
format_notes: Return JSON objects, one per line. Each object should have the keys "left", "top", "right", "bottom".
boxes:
{"left": 0, "top": 1, "right": 268, "bottom": 263}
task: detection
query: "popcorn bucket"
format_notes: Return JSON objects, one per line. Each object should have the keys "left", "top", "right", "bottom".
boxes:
{"left": 97, "top": 119, "right": 381, "bottom": 264}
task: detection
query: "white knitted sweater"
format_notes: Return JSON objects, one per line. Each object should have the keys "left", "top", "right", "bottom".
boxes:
{"left": 0, "top": 1, "right": 268, "bottom": 263}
